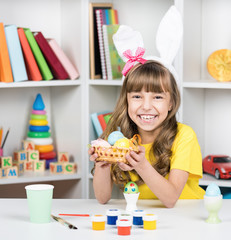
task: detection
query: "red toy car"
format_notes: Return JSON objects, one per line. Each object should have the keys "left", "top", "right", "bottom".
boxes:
{"left": 202, "top": 155, "right": 231, "bottom": 179}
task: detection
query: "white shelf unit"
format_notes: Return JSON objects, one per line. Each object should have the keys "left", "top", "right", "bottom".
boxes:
{"left": 0, "top": 0, "right": 85, "bottom": 199}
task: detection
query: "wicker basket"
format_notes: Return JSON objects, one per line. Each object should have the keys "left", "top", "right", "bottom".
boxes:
{"left": 94, "top": 146, "right": 137, "bottom": 164}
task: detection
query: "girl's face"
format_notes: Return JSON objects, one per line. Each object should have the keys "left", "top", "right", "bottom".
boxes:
{"left": 127, "top": 88, "right": 172, "bottom": 138}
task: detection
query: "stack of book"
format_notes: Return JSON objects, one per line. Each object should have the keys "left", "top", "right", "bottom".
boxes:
{"left": 91, "top": 111, "right": 112, "bottom": 137}
{"left": 95, "top": 8, "right": 124, "bottom": 80}
{"left": 0, "top": 23, "right": 79, "bottom": 83}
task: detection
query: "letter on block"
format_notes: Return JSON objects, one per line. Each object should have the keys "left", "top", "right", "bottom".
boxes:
{"left": 23, "top": 140, "right": 35, "bottom": 151}
{"left": 50, "top": 162, "right": 63, "bottom": 174}
{"left": 34, "top": 160, "right": 45, "bottom": 172}
{"left": 58, "top": 152, "right": 69, "bottom": 162}
{"left": 63, "top": 163, "right": 77, "bottom": 174}
{"left": 24, "top": 161, "right": 34, "bottom": 172}
{"left": 13, "top": 161, "right": 24, "bottom": 176}
{"left": 27, "top": 150, "right": 39, "bottom": 161}
{"left": 7, "top": 166, "right": 18, "bottom": 178}
{"left": 14, "top": 151, "right": 27, "bottom": 162}
{"left": 1, "top": 168, "right": 7, "bottom": 178}
{"left": 1, "top": 156, "right": 12, "bottom": 168}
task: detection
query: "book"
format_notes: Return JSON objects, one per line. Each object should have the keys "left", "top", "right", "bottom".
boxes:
{"left": 4, "top": 25, "right": 28, "bottom": 82}
{"left": 24, "top": 28, "right": 53, "bottom": 80}
{"left": 17, "top": 28, "right": 42, "bottom": 81}
{"left": 102, "top": 24, "right": 124, "bottom": 80}
{"left": 104, "top": 113, "right": 112, "bottom": 124}
{"left": 47, "top": 38, "right": 79, "bottom": 80}
{"left": 97, "top": 112, "right": 112, "bottom": 131}
{"left": 0, "top": 22, "right": 13, "bottom": 82}
{"left": 34, "top": 32, "right": 69, "bottom": 80}
{"left": 91, "top": 110, "right": 110, "bottom": 137}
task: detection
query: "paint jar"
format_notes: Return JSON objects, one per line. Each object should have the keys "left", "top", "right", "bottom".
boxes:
{"left": 143, "top": 214, "right": 158, "bottom": 230}
{"left": 91, "top": 215, "right": 106, "bottom": 230}
{"left": 118, "top": 213, "right": 132, "bottom": 222}
{"left": 116, "top": 219, "right": 132, "bottom": 236}
{"left": 106, "top": 209, "right": 121, "bottom": 225}
{"left": 132, "top": 209, "right": 145, "bottom": 226}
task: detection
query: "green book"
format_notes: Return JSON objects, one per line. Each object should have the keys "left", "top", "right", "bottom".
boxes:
{"left": 24, "top": 28, "right": 53, "bottom": 80}
{"left": 104, "top": 114, "right": 111, "bottom": 124}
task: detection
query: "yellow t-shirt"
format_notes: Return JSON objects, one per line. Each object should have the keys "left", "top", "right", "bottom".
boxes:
{"left": 129, "top": 122, "right": 205, "bottom": 199}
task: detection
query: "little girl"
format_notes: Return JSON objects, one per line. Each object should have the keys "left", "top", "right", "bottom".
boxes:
{"left": 89, "top": 7, "right": 205, "bottom": 207}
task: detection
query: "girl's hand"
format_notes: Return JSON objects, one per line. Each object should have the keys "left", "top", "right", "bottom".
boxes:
{"left": 88, "top": 147, "right": 111, "bottom": 168}
{"left": 118, "top": 146, "right": 148, "bottom": 171}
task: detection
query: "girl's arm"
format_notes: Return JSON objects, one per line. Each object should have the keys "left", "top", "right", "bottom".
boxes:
{"left": 89, "top": 147, "right": 113, "bottom": 204}
{"left": 118, "top": 146, "right": 188, "bottom": 208}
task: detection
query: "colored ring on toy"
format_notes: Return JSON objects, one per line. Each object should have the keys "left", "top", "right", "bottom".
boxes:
{"left": 40, "top": 151, "right": 56, "bottom": 160}
{"left": 45, "top": 158, "right": 57, "bottom": 169}
{"left": 35, "top": 144, "right": 54, "bottom": 153}
{"left": 29, "top": 119, "right": 48, "bottom": 126}
{"left": 32, "top": 110, "right": 46, "bottom": 115}
{"left": 30, "top": 114, "right": 47, "bottom": 120}
{"left": 29, "top": 125, "right": 50, "bottom": 132}
{"left": 27, "top": 137, "right": 53, "bottom": 145}
{"left": 27, "top": 131, "right": 50, "bottom": 138}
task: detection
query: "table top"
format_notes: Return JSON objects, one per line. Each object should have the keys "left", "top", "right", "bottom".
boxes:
{"left": 1, "top": 198, "right": 230, "bottom": 240}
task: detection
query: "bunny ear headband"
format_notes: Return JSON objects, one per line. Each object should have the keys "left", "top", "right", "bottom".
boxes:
{"left": 112, "top": 6, "right": 183, "bottom": 83}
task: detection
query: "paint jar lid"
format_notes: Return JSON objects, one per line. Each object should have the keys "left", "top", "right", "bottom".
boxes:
{"left": 143, "top": 214, "right": 158, "bottom": 221}
{"left": 106, "top": 209, "right": 121, "bottom": 216}
{"left": 118, "top": 213, "right": 132, "bottom": 221}
{"left": 132, "top": 209, "right": 145, "bottom": 217}
{"left": 116, "top": 219, "right": 132, "bottom": 227}
{"left": 91, "top": 214, "right": 106, "bottom": 222}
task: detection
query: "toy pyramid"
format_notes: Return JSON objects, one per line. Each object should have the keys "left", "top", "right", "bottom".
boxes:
{"left": 26, "top": 93, "right": 57, "bottom": 168}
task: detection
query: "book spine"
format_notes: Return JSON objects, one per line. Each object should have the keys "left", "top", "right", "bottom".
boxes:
{"left": 0, "top": 23, "right": 13, "bottom": 82}
{"left": 4, "top": 25, "right": 28, "bottom": 82}
{"left": 91, "top": 113, "right": 103, "bottom": 137}
{"left": 102, "top": 25, "right": 113, "bottom": 80}
{"left": 95, "top": 9, "right": 107, "bottom": 80}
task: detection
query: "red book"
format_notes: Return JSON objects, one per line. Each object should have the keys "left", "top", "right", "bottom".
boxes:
{"left": 17, "top": 28, "right": 42, "bottom": 81}
{"left": 33, "top": 32, "right": 69, "bottom": 80}
{"left": 97, "top": 112, "right": 112, "bottom": 131}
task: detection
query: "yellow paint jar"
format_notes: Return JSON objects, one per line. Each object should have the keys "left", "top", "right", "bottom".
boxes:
{"left": 91, "top": 215, "right": 106, "bottom": 230}
{"left": 143, "top": 214, "right": 158, "bottom": 230}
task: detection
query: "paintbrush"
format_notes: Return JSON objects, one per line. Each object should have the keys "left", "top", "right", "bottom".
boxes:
{"left": 51, "top": 214, "right": 78, "bottom": 230}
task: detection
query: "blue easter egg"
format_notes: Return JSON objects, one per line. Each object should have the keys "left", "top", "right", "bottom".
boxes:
{"left": 205, "top": 183, "right": 221, "bottom": 197}
{"left": 108, "top": 131, "right": 124, "bottom": 145}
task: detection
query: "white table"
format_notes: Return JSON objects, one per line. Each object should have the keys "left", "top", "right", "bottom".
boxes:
{"left": 1, "top": 198, "right": 230, "bottom": 240}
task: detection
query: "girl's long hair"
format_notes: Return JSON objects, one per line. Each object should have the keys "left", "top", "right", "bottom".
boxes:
{"left": 92, "top": 60, "right": 181, "bottom": 187}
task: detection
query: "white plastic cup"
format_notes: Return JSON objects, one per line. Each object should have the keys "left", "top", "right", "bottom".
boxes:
{"left": 25, "top": 184, "right": 54, "bottom": 223}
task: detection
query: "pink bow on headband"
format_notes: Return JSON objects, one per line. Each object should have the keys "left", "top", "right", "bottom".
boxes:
{"left": 122, "top": 47, "right": 147, "bottom": 76}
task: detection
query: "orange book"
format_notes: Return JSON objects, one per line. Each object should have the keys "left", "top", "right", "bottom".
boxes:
{"left": 0, "top": 22, "right": 13, "bottom": 82}
{"left": 17, "top": 28, "right": 42, "bottom": 81}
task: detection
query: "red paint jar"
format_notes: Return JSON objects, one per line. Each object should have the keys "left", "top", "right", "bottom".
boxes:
{"left": 116, "top": 219, "right": 132, "bottom": 236}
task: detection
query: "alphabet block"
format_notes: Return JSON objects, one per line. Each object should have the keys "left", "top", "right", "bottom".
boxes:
{"left": 23, "top": 140, "right": 35, "bottom": 151}
{"left": 0, "top": 156, "right": 12, "bottom": 168}
{"left": 7, "top": 166, "right": 18, "bottom": 178}
{"left": 27, "top": 150, "right": 39, "bottom": 161}
{"left": 24, "top": 161, "right": 34, "bottom": 171}
{"left": 14, "top": 151, "right": 27, "bottom": 162}
{"left": 63, "top": 163, "right": 77, "bottom": 174}
{"left": 34, "top": 160, "right": 45, "bottom": 172}
{"left": 50, "top": 162, "right": 63, "bottom": 174}
{"left": 58, "top": 152, "right": 69, "bottom": 162}
{"left": 13, "top": 161, "right": 24, "bottom": 175}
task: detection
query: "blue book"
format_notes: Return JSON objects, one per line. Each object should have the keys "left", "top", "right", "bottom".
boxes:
{"left": 91, "top": 110, "right": 110, "bottom": 138}
{"left": 4, "top": 25, "right": 28, "bottom": 82}
{"left": 104, "top": 9, "right": 110, "bottom": 24}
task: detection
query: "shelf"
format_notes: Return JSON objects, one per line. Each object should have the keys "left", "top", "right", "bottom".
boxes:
{"left": 199, "top": 173, "right": 231, "bottom": 188}
{"left": 183, "top": 80, "right": 231, "bottom": 89}
{"left": 88, "top": 79, "right": 123, "bottom": 86}
{"left": 0, "top": 80, "right": 81, "bottom": 88}
{"left": 0, "top": 171, "right": 81, "bottom": 185}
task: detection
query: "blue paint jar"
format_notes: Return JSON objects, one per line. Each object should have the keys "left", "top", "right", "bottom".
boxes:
{"left": 106, "top": 209, "right": 121, "bottom": 225}
{"left": 132, "top": 209, "right": 145, "bottom": 226}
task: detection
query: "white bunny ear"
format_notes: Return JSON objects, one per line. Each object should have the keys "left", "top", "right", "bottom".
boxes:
{"left": 156, "top": 6, "right": 183, "bottom": 65}
{"left": 113, "top": 25, "right": 144, "bottom": 63}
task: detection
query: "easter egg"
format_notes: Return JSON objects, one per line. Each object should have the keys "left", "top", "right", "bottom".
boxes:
{"left": 205, "top": 183, "right": 221, "bottom": 197}
{"left": 114, "top": 138, "right": 130, "bottom": 148}
{"left": 124, "top": 181, "right": 139, "bottom": 194}
{"left": 108, "top": 131, "right": 124, "bottom": 145}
